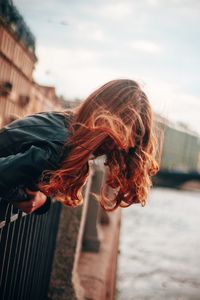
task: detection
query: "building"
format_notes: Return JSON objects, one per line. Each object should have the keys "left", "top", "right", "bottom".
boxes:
{"left": 0, "top": 0, "right": 62, "bottom": 127}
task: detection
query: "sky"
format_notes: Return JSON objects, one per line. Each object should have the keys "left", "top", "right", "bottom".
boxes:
{"left": 15, "top": 0, "right": 200, "bottom": 134}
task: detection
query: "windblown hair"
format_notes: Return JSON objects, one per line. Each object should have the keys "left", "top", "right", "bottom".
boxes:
{"left": 40, "top": 79, "right": 159, "bottom": 210}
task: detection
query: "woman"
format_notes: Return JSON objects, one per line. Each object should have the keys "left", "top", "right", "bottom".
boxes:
{"left": 0, "top": 79, "right": 159, "bottom": 214}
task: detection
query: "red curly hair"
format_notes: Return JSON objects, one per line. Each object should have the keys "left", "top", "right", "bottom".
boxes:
{"left": 40, "top": 79, "right": 159, "bottom": 210}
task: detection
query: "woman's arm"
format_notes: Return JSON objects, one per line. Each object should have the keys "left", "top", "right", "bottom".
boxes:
{"left": 0, "top": 145, "right": 58, "bottom": 214}
{"left": 0, "top": 144, "right": 59, "bottom": 197}
{"left": 0, "top": 112, "right": 68, "bottom": 212}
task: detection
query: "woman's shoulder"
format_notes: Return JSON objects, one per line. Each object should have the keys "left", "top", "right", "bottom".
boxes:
{"left": 4, "top": 111, "right": 70, "bottom": 130}
{"left": 1, "top": 111, "right": 73, "bottom": 151}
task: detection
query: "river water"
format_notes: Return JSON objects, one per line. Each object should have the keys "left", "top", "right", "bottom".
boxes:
{"left": 116, "top": 187, "right": 200, "bottom": 300}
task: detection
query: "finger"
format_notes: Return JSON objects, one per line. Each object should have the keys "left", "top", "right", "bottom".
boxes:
{"left": 13, "top": 192, "right": 47, "bottom": 214}
{"left": 25, "top": 188, "right": 38, "bottom": 195}
{"left": 13, "top": 199, "right": 36, "bottom": 210}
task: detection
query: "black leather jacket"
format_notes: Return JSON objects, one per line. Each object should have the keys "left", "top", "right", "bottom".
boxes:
{"left": 0, "top": 111, "right": 71, "bottom": 208}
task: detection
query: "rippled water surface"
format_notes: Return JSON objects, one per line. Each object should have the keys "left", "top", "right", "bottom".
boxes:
{"left": 116, "top": 188, "right": 200, "bottom": 300}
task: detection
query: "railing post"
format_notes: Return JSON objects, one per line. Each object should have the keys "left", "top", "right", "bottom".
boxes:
{"left": 82, "top": 169, "right": 103, "bottom": 252}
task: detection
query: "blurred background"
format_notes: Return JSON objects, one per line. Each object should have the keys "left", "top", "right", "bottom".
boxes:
{"left": 0, "top": 0, "right": 200, "bottom": 299}
{"left": 12, "top": 0, "right": 200, "bottom": 134}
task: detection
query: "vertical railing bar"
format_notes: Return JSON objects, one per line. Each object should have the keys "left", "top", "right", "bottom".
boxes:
{"left": 0, "top": 227, "right": 3, "bottom": 242}
{"left": 0, "top": 203, "right": 12, "bottom": 285}
{"left": 6, "top": 215, "right": 24, "bottom": 300}
{"left": 42, "top": 203, "right": 61, "bottom": 298}
{"left": 0, "top": 223, "right": 11, "bottom": 299}
{"left": 28, "top": 215, "right": 46, "bottom": 299}
{"left": 20, "top": 213, "right": 37, "bottom": 300}
{"left": 15, "top": 214, "right": 33, "bottom": 300}
{"left": 0, "top": 226, "right": 7, "bottom": 287}
{"left": 40, "top": 206, "right": 57, "bottom": 298}
{"left": 38, "top": 212, "right": 51, "bottom": 298}
{"left": 0, "top": 214, "right": 12, "bottom": 286}
{"left": 26, "top": 217, "right": 43, "bottom": 300}
{"left": 33, "top": 213, "right": 49, "bottom": 299}
{"left": 1, "top": 218, "right": 17, "bottom": 300}
{"left": 37, "top": 212, "right": 52, "bottom": 298}
{"left": 9, "top": 215, "right": 27, "bottom": 299}
{"left": 0, "top": 199, "right": 8, "bottom": 241}
{"left": 21, "top": 214, "right": 38, "bottom": 300}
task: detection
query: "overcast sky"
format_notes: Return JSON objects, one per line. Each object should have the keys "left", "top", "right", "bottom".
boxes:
{"left": 15, "top": 0, "right": 200, "bottom": 134}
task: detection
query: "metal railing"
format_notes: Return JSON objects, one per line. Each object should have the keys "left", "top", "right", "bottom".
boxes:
{"left": 0, "top": 198, "right": 61, "bottom": 300}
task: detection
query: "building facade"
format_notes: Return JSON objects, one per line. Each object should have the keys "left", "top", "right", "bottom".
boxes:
{"left": 0, "top": 0, "right": 62, "bottom": 127}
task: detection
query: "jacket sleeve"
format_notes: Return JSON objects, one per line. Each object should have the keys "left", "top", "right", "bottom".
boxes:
{"left": 0, "top": 144, "right": 61, "bottom": 198}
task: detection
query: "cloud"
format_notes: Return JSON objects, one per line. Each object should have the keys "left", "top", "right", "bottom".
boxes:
{"left": 130, "top": 40, "right": 163, "bottom": 54}
{"left": 33, "top": 45, "right": 109, "bottom": 96}
{"left": 97, "top": 2, "right": 133, "bottom": 20}
{"left": 145, "top": 0, "right": 159, "bottom": 6}
{"left": 36, "top": 45, "right": 104, "bottom": 66}
{"left": 76, "top": 22, "right": 108, "bottom": 42}
{"left": 89, "top": 29, "right": 107, "bottom": 42}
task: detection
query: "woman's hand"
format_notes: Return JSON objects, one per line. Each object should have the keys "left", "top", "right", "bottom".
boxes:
{"left": 13, "top": 188, "right": 47, "bottom": 214}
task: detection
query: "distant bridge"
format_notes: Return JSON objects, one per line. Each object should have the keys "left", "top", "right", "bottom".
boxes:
{"left": 153, "top": 170, "right": 200, "bottom": 188}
